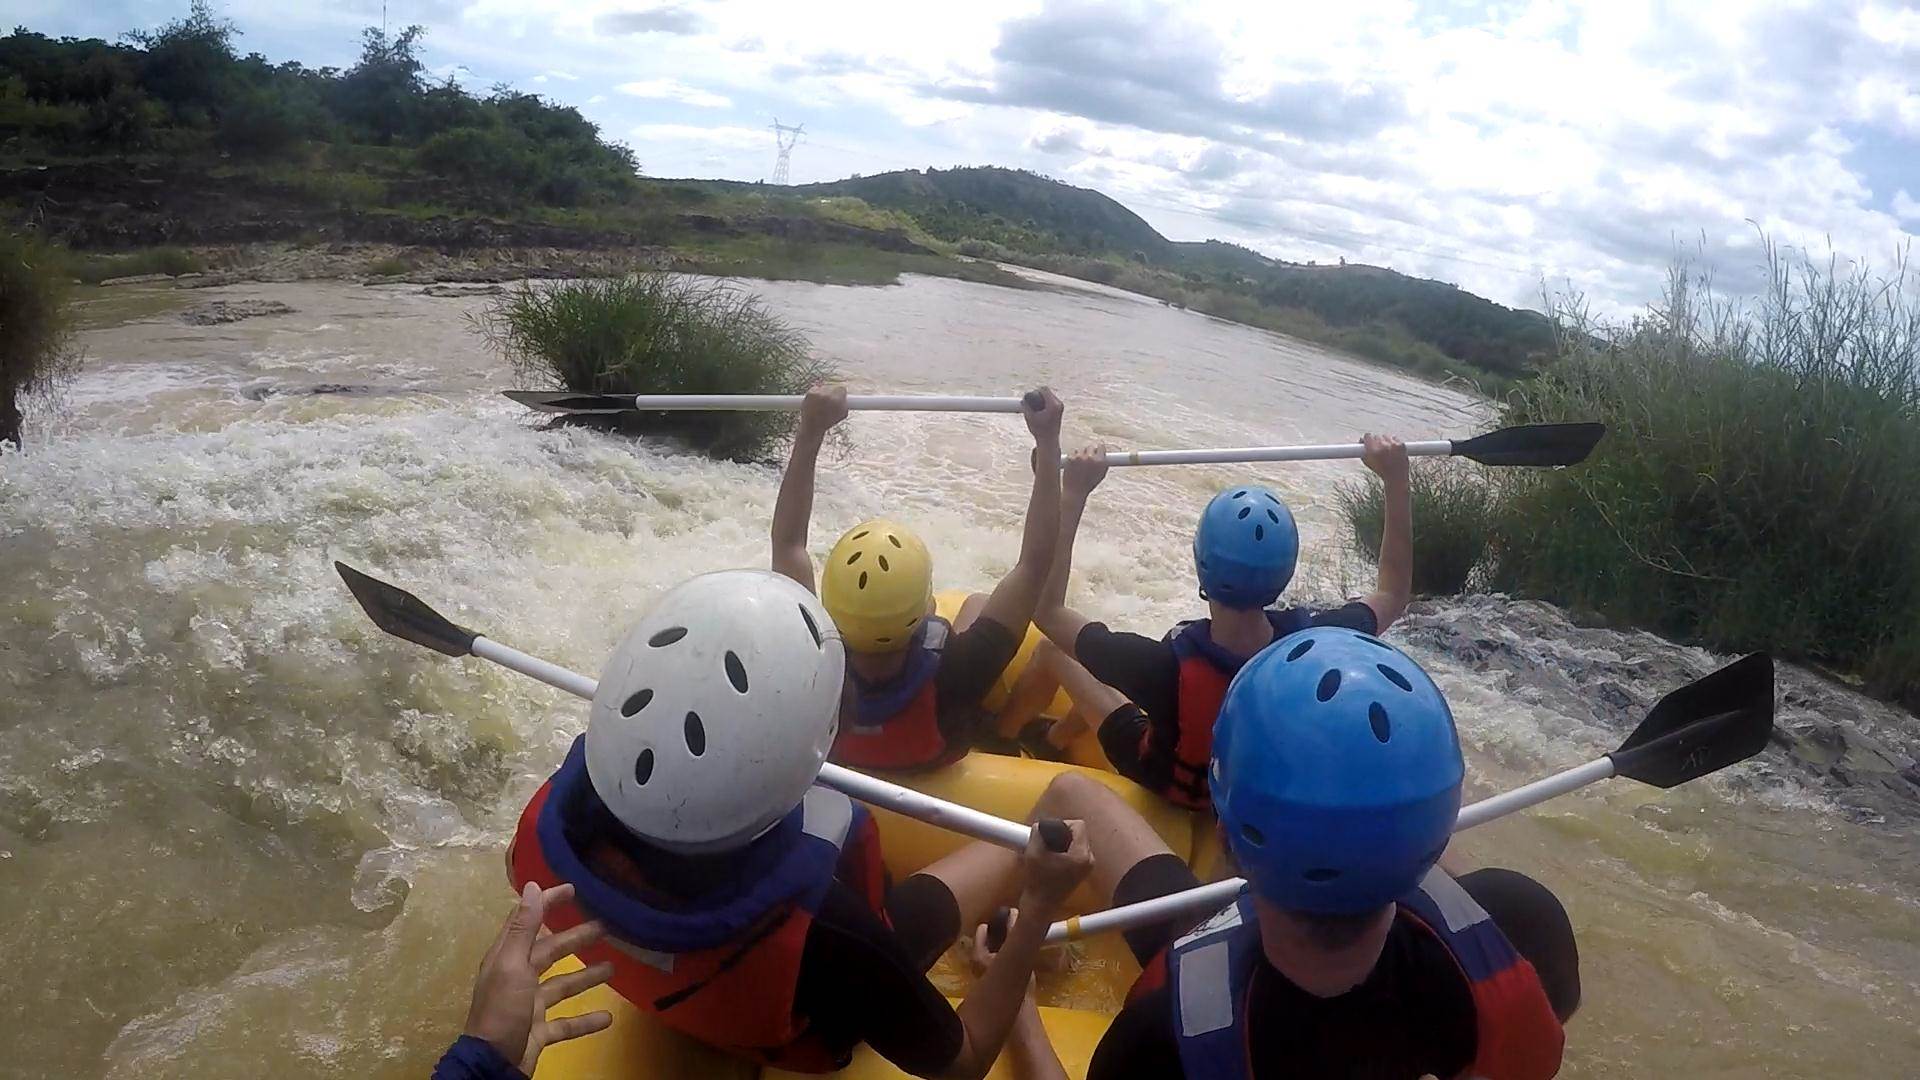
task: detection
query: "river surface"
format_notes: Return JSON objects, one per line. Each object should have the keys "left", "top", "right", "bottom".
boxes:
{"left": 2, "top": 269, "right": 1916, "bottom": 1078}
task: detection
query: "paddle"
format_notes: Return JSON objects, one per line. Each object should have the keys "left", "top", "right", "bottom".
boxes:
{"left": 503, "top": 391, "right": 1048, "bottom": 415}
{"left": 1088, "top": 422, "right": 1605, "bottom": 469}
{"left": 1045, "top": 652, "right": 1774, "bottom": 943}
{"left": 335, "top": 562, "right": 1068, "bottom": 854}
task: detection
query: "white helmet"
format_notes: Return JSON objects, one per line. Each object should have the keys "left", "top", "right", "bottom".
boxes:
{"left": 586, "top": 570, "right": 846, "bottom": 854}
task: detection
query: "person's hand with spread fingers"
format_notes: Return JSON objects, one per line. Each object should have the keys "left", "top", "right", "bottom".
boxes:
{"left": 432, "top": 881, "right": 615, "bottom": 1080}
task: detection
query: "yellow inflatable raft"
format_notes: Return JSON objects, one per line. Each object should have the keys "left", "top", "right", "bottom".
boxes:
{"left": 533, "top": 755, "right": 1222, "bottom": 1080}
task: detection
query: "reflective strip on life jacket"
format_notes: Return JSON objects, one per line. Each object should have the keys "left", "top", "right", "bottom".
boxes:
{"left": 1149, "top": 872, "right": 1565, "bottom": 1080}
{"left": 1398, "top": 870, "right": 1567, "bottom": 1080}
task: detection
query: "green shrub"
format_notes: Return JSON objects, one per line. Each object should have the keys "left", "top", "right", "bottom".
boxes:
{"left": 476, "top": 274, "right": 837, "bottom": 461}
{"left": 1490, "top": 251, "right": 1920, "bottom": 708}
{"left": 0, "top": 231, "right": 82, "bottom": 448}
{"left": 1337, "top": 461, "right": 1499, "bottom": 596}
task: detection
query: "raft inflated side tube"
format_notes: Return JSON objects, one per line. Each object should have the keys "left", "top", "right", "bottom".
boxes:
{"left": 764, "top": 1005, "right": 1113, "bottom": 1080}
{"left": 865, "top": 754, "right": 1199, "bottom": 886}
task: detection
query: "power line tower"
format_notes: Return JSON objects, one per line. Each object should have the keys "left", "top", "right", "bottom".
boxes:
{"left": 769, "top": 118, "right": 805, "bottom": 185}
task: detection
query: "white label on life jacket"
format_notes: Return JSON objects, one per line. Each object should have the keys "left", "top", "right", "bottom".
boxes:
{"left": 607, "top": 936, "right": 677, "bottom": 973}
{"left": 1177, "top": 940, "right": 1235, "bottom": 1037}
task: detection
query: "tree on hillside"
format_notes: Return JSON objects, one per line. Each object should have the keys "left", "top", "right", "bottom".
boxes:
{"left": 125, "top": 0, "right": 237, "bottom": 124}
{"left": 332, "top": 24, "right": 426, "bottom": 144}
{"left": 0, "top": 232, "right": 80, "bottom": 451}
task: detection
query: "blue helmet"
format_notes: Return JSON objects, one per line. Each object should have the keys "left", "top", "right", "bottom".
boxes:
{"left": 1211, "top": 627, "right": 1463, "bottom": 914}
{"left": 1193, "top": 485, "right": 1298, "bottom": 610}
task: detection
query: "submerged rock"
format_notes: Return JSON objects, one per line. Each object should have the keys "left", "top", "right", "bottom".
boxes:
{"left": 181, "top": 299, "right": 296, "bottom": 325}
{"left": 1397, "top": 594, "right": 1920, "bottom": 825}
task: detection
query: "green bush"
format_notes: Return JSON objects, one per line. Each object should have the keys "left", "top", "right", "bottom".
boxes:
{"left": 1489, "top": 252, "right": 1920, "bottom": 709}
{"left": 476, "top": 274, "right": 837, "bottom": 461}
{"left": 1337, "top": 461, "right": 1499, "bottom": 596}
{"left": 0, "top": 232, "right": 82, "bottom": 449}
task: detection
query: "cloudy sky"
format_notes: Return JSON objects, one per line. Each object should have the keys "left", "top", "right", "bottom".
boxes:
{"left": 24, "top": 0, "right": 1920, "bottom": 312}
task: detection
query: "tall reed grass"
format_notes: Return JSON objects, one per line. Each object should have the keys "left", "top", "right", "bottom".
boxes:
{"left": 476, "top": 274, "right": 836, "bottom": 461}
{"left": 1340, "top": 246, "right": 1920, "bottom": 709}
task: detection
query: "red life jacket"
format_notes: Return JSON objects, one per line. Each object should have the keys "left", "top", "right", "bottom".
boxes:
{"left": 831, "top": 616, "right": 970, "bottom": 771}
{"left": 508, "top": 738, "right": 890, "bottom": 1073}
{"left": 1157, "top": 611, "right": 1311, "bottom": 809}
{"left": 1127, "top": 873, "right": 1565, "bottom": 1080}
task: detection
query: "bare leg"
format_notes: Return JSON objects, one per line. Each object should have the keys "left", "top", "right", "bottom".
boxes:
{"left": 952, "top": 591, "right": 988, "bottom": 633}
{"left": 1035, "top": 642, "right": 1129, "bottom": 750}
{"left": 998, "top": 649, "right": 1064, "bottom": 736}
{"left": 912, "top": 769, "right": 1177, "bottom": 933}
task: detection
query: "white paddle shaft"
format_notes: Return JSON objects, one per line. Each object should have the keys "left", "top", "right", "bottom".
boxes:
{"left": 1091, "top": 439, "right": 1455, "bottom": 468}
{"left": 468, "top": 636, "right": 1035, "bottom": 851}
{"left": 628, "top": 394, "right": 1028, "bottom": 413}
{"left": 1046, "top": 754, "right": 1619, "bottom": 943}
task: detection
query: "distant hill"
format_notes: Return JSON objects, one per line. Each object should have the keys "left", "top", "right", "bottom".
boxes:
{"left": 795, "top": 167, "right": 1171, "bottom": 259}
{"left": 789, "top": 167, "right": 1553, "bottom": 381}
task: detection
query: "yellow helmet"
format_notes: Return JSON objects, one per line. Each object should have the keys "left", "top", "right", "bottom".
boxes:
{"left": 821, "top": 519, "right": 933, "bottom": 653}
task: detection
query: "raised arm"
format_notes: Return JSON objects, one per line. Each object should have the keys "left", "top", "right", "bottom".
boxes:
{"left": 976, "top": 389, "right": 1064, "bottom": 632}
{"left": 1361, "top": 433, "right": 1412, "bottom": 631}
{"left": 1032, "top": 445, "right": 1109, "bottom": 659}
{"left": 770, "top": 385, "right": 849, "bottom": 592}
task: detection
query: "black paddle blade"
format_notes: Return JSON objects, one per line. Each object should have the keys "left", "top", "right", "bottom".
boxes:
{"left": 1451, "top": 422, "right": 1606, "bottom": 467}
{"left": 1608, "top": 653, "right": 1774, "bottom": 788}
{"left": 501, "top": 390, "right": 634, "bottom": 414}
{"left": 335, "top": 561, "right": 478, "bottom": 658}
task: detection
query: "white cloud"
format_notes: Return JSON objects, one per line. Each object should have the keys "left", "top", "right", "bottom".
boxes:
{"left": 543, "top": 69, "right": 580, "bottom": 82}
{"left": 50, "top": 0, "right": 1913, "bottom": 311}
{"left": 616, "top": 79, "right": 734, "bottom": 109}
{"left": 1896, "top": 189, "right": 1920, "bottom": 225}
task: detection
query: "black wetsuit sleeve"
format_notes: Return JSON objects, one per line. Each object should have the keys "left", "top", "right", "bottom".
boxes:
{"left": 933, "top": 616, "right": 1022, "bottom": 741}
{"left": 1087, "top": 990, "right": 1184, "bottom": 1080}
{"left": 1458, "top": 867, "right": 1582, "bottom": 1021}
{"left": 795, "top": 883, "right": 964, "bottom": 1077}
{"left": 1307, "top": 600, "right": 1380, "bottom": 634}
{"left": 1074, "top": 622, "right": 1179, "bottom": 720}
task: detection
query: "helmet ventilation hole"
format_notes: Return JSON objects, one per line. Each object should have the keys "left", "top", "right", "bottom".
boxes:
{"left": 684, "top": 712, "right": 706, "bottom": 756}
{"left": 648, "top": 626, "right": 688, "bottom": 647}
{"left": 1267, "top": 509, "right": 1280, "bottom": 524}
{"left": 1265, "top": 492, "right": 1280, "bottom": 505}
{"left": 1233, "top": 489, "right": 1248, "bottom": 499}
{"left": 858, "top": 571, "right": 869, "bottom": 589}
{"left": 1369, "top": 702, "right": 1392, "bottom": 742}
{"left": 1358, "top": 635, "right": 1391, "bottom": 650}
{"left": 1304, "top": 868, "right": 1341, "bottom": 882}
{"left": 1240, "top": 823, "right": 1265, "bottom": 846}
{"left": 888, "top": 534, "right": 903, "bottom": 548}
{"left": 633, "top": 748, "right": 654, "bottom": 785}
{"left": 1286, "top": 639, "right": 1315, "bottom": 661}
{"left": 1254, "top": 524, "right": 1265, "bottom": 541}
{"left": 877, "top": 554, "right": 890, "bottom": 571}
{"left": 1377, "top": 664, "right": 1413, "bottom": 692}
{"left": 1237, "top": 506, "right": 1251, "bottom": 519}
{"left": 876, "top": 635, "right": 891, "bottom": 644}
{"left": 724, "top": 651, "right": 749, "bottom": 693}
{"left": 851, "top": 530, "right": 870, "bottom": 541}
{"left": 846, "top": 550, "right": 862, "bottom": 564}
{"left": 1316, "top": 669, "right": 1341, "bottom": 701}
{"left": 621, "top": 689, "right": 654, "bottom": 717}
{"left": 798, "top": 604, "right": 823, "bottom": 648}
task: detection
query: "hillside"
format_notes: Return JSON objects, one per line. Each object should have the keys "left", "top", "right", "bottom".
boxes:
{"left": 0, "top": 5, "right": 1548, "bottom": 386}
{"left": 788, "top": 168, "right": 1552, "bottom": 383}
